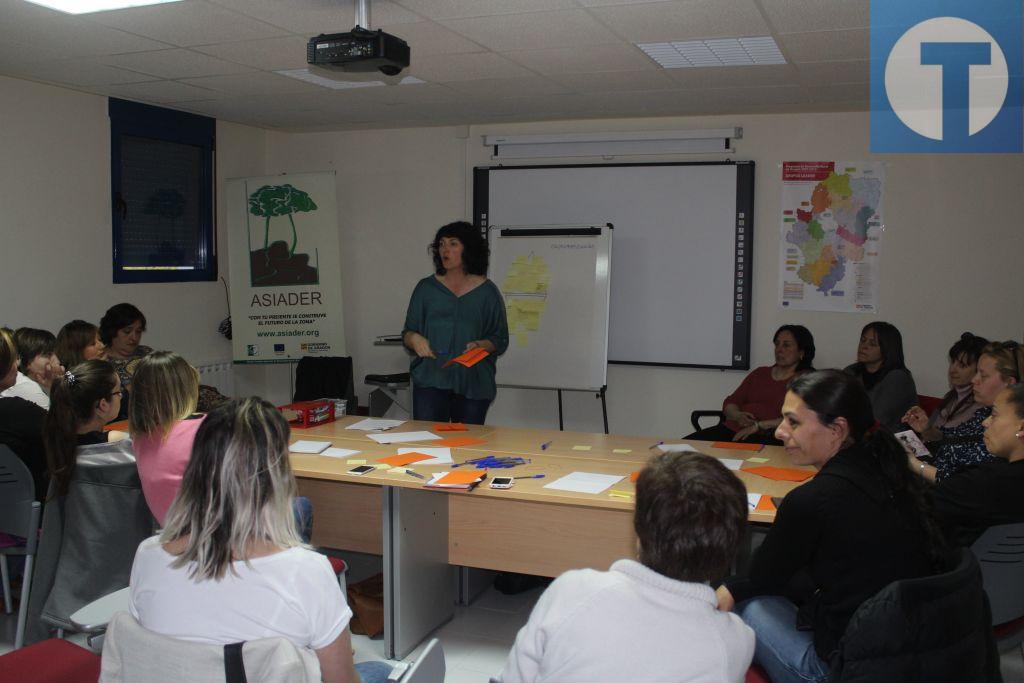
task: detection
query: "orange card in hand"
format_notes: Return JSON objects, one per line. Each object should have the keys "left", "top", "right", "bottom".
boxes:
{"left": 377, "top": 452, "right": 434, "bottom": 467}
{"left": 433, "top": 436, "right": 486, "bottom": 448}
{"left": 744, "top": 466, "right": 815, "bottom": 482}
{"left": 442, "top": 347, "right": 490, "bottom": 368}
{"left": 435, "top": 423, "right": 469, "bottom": 432}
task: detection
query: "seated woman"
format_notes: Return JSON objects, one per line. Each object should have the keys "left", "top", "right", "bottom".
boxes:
{"left": 0, "top": 328, "right": 48, "bottom": 499}
{"left": 1, "top": 327, "right": 64, "bottom": 409}
{"left": 930, "top": 383, "right": 1024, "bottom": 547}
{"left": 909, "top": 339, "right": 1019, "bottom": 481}
{"left": 498, "top": 452, "right": 753, "bottom": 683}
{"left": 101, "top": 302, "right": 226, "bottom": 416}
{"left": 55, "top": 320, "right": 106, "bottom": 369}
{"left": 127, "top": 397, "right": 391, "bottom": 683}
{"left": 43, "top": 360, "right": 129, "bottom": 497}
{"left": 716, "top": 370, "right": 947, "bottom": 683}
{"left": 128, "top": 351, "right": 205, "bottom": 525}
{"left": 844, "top": 321, "right": 917, "bottom": 431}
{"left": 688, "top": 324, "right": 815, "bottom": 444}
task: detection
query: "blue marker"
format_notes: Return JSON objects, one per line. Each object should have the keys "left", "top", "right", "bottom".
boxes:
{"left": 514, "top": 474, "right": 546, "bottom": 480}
{"left": 540, "top": 440, "right": 553, "bottom": 450}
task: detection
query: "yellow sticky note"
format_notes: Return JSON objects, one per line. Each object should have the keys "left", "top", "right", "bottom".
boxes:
{"left": 387, "top": 468, "right": 406, "bottom": 476}
{"left": 572, "top": 445, "right": 592, "bottom": 451}
{"left": 747, "top": 457, "right": 771, "bottom": 463}
{"left": 346, "top": 459, "right": 367, "bottom": 465}
{"left": 376, "top": 464, "right": 392, "bottom": 470}
{"left": 612, "top": 448, "right": 632, "bottom": 454}
{"left": 608, "top": 489, "right": 633, "bottom": 499}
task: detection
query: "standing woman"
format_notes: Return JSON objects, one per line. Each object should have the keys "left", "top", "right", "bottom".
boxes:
{"left": 844, "top": 321, "right": 917, "bottom": 431}
{"left": 403, "top": 221, "right": 509, "bottom": 424}
{"left": 716, "top": 370, "right": 946, "bottom": 683}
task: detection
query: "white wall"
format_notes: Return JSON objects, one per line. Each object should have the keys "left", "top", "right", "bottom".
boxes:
{"left": 266, "top": 112, "right": 1024, "bottom": 437}
{"left": 0, "top": 75, "right": 266, "bottom": 370}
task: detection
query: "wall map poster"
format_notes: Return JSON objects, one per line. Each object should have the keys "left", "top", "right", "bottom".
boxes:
{"left": 778, "top": 161, "right": 885, "bottom": 313}
{"left": 226, "top": 172, "right": 346, "bottom": 363}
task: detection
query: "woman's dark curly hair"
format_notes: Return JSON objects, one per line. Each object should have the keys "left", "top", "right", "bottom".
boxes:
{"left": 99, "top": 303, "right": 147, "bottom": 345}
{"left": 429, "top": 221, "right": 489, "bottom": 276}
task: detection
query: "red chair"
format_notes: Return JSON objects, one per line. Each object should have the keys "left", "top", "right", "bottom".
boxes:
{"left": 0, "top": 638, "right": 100, "bottom": 682}
{"left": 917, "top": 394, "right": 944, "bottom": 417}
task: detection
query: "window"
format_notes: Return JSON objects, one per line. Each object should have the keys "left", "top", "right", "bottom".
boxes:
{"left": 109, "top": 98, "right": 216, "bottom": 283}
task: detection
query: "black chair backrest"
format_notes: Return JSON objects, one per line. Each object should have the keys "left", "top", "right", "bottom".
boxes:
{"left": 0, "top": 445, "right": 39, "bottom": 543}
{"left": 293, "top": 356, "right": 355, "bottom": 406}
{"left": 971, "top": 521, "right": 1024, "bottom": 626}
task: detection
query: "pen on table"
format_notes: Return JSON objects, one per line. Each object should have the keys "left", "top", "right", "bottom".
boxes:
{"left": 513, "top": 474, "right": 545, "bottom": 480}
{"left": 648, "top": 441, "right": 664, "bottom": 449}
{"left": 402, "top": 468, "right": 425, "bottom": 479}
{"left": 540, "top": 440, "right": 553, "bottom": 450}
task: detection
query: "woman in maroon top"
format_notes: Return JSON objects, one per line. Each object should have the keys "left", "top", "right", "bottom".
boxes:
{"left": 687, "top": 325, "right": 815, "bottom": 445}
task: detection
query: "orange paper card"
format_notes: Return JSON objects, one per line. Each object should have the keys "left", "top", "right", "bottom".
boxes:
{"left": 442, "top": 347, "right": 490, "bottom": 369}
{"left": 435, "top": 423, "right": 469, "bottom": 432}
{"left": 433, "top": 437, "right": 486, "bottom": 448}
{"left": 103, "top": 419, "right": 129, "bottom": 432}
{"left": 377, "top": 452, "right": 434, "bottom": 467}
{"left": 755, "top": 495, "right": 777, "bottom": 512}
{"left": 435, "top": 470, "right": 485, "bottom": 486}
{"left": 711, "top": 441, "right": 765, "bottom": 452}
{"left": 745, "top": 466, "right": 815, "bottom": 483}
{"left": 629, "top": 471, "right": 640, "bottom": 483}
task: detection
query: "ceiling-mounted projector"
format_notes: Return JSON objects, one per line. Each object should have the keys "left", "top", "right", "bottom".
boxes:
{"left": 307, "top": 27, "right": 410, "bottom": 76}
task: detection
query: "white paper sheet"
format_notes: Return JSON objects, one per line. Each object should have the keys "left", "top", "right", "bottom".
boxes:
{"left": 396, "top": 447, "right": 453, "bottom": 465}
{"left": 657, "top": 443, "right": 698, "bottom": 453}
{"left": 345, "top": 418, "right": 406, "bottom": 431}
{"left": 289, "top": 440, "right": 331, "bottom": 454}
{"left": 718, "top": 458, "right": 744, "bottom": 471}
{"left": 543, "top": 471, "right": 624, "bottom": 495}
{"left": 367, "top": 431, "right": 440, "bottom": 445}
{"left": 321, "top": 447, "right": 362, "bottom": 458}
{"left": 747, "top": 493, "right": 763, "bottom": 509}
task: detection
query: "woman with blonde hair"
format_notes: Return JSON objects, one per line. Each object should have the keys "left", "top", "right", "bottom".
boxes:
{"left": 128, "top": 351, "right": 203, "bottom": 525}
{"left": 127, "top": 397, "right": 392, "bottom": 683}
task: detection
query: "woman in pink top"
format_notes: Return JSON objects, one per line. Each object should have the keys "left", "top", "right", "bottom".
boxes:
{"left": 128, "top": 352, "right": 204, "bottom": 525}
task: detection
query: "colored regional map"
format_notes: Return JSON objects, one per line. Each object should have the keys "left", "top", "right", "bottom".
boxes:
{"left": 778, "top": 161, "right": 885, "bottom": 313}
{"left": 502, "top": 254, "right": 550, "bottom": 347}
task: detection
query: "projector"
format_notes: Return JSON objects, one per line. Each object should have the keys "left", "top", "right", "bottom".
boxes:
{"left": 307, "top": 27, "right": 410, "bottom": 76}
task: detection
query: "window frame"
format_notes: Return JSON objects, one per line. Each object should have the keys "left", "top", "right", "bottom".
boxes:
{"left": 109, "top": 98, "right": 217, "bottom": 283}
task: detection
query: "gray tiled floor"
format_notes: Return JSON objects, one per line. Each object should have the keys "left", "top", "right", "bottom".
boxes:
{"left": 3, "top": 588, "right": 1023, "bottom": 681}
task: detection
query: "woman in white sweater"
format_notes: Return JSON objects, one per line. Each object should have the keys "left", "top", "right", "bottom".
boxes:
{"left": 498, "top": 452, "right": 755, "bottom": 683}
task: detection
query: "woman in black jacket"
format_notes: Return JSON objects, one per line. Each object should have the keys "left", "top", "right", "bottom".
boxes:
{"left": 716, "top": 369, "right": 947, "bottom": 683}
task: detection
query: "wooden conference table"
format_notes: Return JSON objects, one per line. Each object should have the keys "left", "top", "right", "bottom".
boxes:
{"left": 290, "top": 416, "right": 811, "bottom": 658}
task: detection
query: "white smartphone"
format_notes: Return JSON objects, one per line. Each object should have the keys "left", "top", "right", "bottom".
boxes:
{"left": 489, "top": 476, "right": 514, "bottom": 489}
{"left": 347, "top": 465, "right": 375, "bottom": 476}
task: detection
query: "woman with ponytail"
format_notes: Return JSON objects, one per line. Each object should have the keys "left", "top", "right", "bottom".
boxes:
{"left": 43, "top": 360, "right": 128, "bottom": 496}
{"left": 716, "top": 369, "right": 947, "bottom": 683}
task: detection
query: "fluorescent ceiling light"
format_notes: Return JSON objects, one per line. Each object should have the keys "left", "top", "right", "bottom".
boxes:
{"left": 276, "top": 69, "right": 425, "bottom": 90}
{"left": 639, "top": 36, "right": 786, "bottom": 69}
{"left": 24, "top": 0, "right": 182, "bottom": 14}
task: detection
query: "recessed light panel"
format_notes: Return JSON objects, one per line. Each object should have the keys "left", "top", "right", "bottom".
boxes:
{"left": 276, "top": 69, "right": 425, "bottom": 90}
{"left": 24, "top": 0, "right": 182, "bottom": 14}
{"left": 639, "top": 36, "right": 786, "bottom": 69}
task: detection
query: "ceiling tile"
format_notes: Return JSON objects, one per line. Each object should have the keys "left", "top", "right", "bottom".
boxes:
{"left": 548, "top": 69, "right": 675, "bottom": 93}
{"left": 394, "top": 0, "right": 577, "bottom": 20}
{"left": 347, "top": 82, "right": 463, "bottom": 105}
{"left": 1, "top": 58, "right": 153, "bottom": 86}
{"left": 102, "top": 48, "right": 255, "bottom": 79}
{"left": 104, "top": 79, "right": 220, "bottom": 103}
{"left": 778, "top": 29, "right": 869, "bottom": 63}
{"left": 444, "top": 75, "right": 569, "bottom": 99}
{"left": 807, "top": 82, "right": 869, "bottom": 105}
{"left": 588, "top": 0, "right": 772, "bottom": 43}
{"left": 692, "top": 84, "right": 807, "bottom": 107}
{"left": 181, "top": 71, "right": 325, "bottom": 96}
{"left": 89, "top": 0, "right": 291, "bottom": 47}
{"left": 440, "top": 9, "right": 620, "bottom": 52}
{"left": 408, "top": 52, "right": 534, "bottom": 82}
{"left": 1, "top": 16, "right": 170, "bottom": 59}
{"left": 501, "top": 43, "right": 655, "bottom": 75}
{"left": 795, "top": 59, "right": 869, "bottom": 86}
{"left": 192, "top": 36, "right": 311, "bottom": 71}
{"left": 757, "top": 0, "right": 869, "bottom": 33}
{"left": 662, "top": 63, "right": 798, "bottom": 88}
{"left": 376, "top": 21, "right": 485, "bottom": 57}
{"left": 207, "top": 0, "right": 423, "bottom": 33}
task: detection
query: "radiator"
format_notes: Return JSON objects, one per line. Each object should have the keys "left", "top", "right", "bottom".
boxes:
{"left": 195, "top": 360, "right": 234, "bottom": 397}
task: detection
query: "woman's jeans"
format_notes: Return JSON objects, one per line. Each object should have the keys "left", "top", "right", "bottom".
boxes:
{"left": 736, "top": 596, "right": 830, "bottom": 683}
{"left": 413, "top": 387, "right": 491, "bottom": 425}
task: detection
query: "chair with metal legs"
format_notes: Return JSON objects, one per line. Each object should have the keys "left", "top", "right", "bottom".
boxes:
{"left": 0, "top": 445, "right": 42, "bottom": 650}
